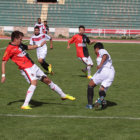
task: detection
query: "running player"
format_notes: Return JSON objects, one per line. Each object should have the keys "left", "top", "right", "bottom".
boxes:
{"left": 34, "top": 18, "right": 45, "bottom": 34}
{"left": 44, "top": 20, "right": 49, "bottom": 35}
{"left": 1, "top": 31, "right": 76, "bottom": 110}
{"left": 67, "top": 25, "right": 96, "bottom": 79}
{"left": 30, "top": 26, "right": 53, "bottom": 74}
{"left": 87, "top": 42, "right": 115, "bottom": 109}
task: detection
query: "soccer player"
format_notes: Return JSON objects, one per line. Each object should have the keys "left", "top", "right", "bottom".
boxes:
{"left": 44, "top": 20, "right": 49, "bottom": 34}
{"left": 34, "top": 18, "right": 45, "bottom": 34}
{"left": 1, "top": 31, "right": 76, "bottom": 110}
{"left": 30, "top": 26, "right": 53, "bottom": 74}
{"left": 67, "top": 25, "right": 96, "bottom": 79}
{"left": 86, "top": 42, "right": 115, "bottom": 109}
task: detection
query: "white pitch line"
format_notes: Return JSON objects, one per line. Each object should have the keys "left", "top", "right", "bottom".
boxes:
{"left": 0, "top": 114, "right": 140, "bottom": 120}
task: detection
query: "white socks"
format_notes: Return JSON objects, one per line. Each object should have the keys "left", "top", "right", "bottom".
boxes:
{"left": 87, "top": 65, "right": 91, "bottom": 76}
{"left": 49, "top": 82, "right": 66, "bottom": 98}
{"left": 22, "top": 85, "right": 36, "bottom": 106}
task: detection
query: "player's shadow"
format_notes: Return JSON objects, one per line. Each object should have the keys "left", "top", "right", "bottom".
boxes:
{"left": 7, "top": 99, "right": 66, "bottom": 108}
{"left": 103, "top": 100, "right": 117, "bottom": 110}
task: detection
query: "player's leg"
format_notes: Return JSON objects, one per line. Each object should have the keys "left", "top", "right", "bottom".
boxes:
{"left": 86, "top": 79, "right": 96, "bottom": 109}
{"left": 37, "top": 46, "right": 52, "bottom": 73}
{"left": 41, "top": 77, "right": 75, "bottom": 100}
{"left": 81, "top": 57, "right": 93, "bottom": 79}
{"left": 35, "top": 64, "right": 75, "bottom": 100}
{"left": 20, "top": 67, "right": 38, "bottom": 109}
{"left": 38, "top": 58, "right": 49, "bottom": 71}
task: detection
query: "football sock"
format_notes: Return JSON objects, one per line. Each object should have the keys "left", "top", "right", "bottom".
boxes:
{"left": 49, "top": 82, "right": 66, "bottom": 98}
{"left": 41, "top": 60, "right": 49, "bottom": 71}
{"left": 99, "top": 90, "right": 106, "bottom": 101}
{"left": 23, "top": 85, "right": 36, "bottom": 106}
{"left": 87, "top": 85, "right": 94, "bottom": 105}
{"left": 87, "top": 65, "right": 91, "bottom": 76}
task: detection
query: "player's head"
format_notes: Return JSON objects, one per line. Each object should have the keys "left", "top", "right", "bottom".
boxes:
{"left": 94, "top": 42, "right": 104, "bottom": 54}
{"left": 34, "top": 26, "right": 40, "bottom": 35}
{"left": 11, "top": 30, "right": 24, "bottom": 45}
{"left": 37, "top": 18, "right": 41, "bottom": 24}
{"left": 44, "top": 20, "right": 47, "bottom": 25}
{"left": 79, "top": 25, "right": 85, "bottom": 35}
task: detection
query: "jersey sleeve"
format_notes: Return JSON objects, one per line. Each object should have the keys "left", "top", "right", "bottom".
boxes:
{"left": 99, "top": 49, "right": 109, "bottom": 57}
{"left": 2, "top": 47, "right": 12, "bottom": 61}
{"left": 21, "top": 43, "right": 28, "bottom": 50}
{"left": 68, "top": 35, "right": 76, "bottom": 44}
{"left": 86, "top": 36, "right": 90, "bottom": 44}
{"left": 45, "top": 34, "right": 51, "bottom": 40}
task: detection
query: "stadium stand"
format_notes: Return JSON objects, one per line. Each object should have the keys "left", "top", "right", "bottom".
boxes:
{"left": 0, "top": 0, "right": 140, "bottom": 29}
{"left": 0, "top": 0, "right": 140, "bottom": 37}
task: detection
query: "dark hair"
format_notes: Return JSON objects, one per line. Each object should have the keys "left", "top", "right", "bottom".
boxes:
{"left": 37, "top": 18, "right": 41, "bottom": 20}
{"left": 11, "top": 30, "right": 24, "bottom": 41}
{"left": 94, "top": 42, "right": 104, "bottom": 49}
{"left": 79, "top": 25, "right": 85, "bottom": 30}
{"left": 34, "top": 26, "right": 40, "bottom": 30}
{"left": 44, "top": 21, "right": 47, "bottom": 22}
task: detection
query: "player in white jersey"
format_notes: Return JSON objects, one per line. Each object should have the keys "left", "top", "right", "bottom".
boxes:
{"left": 87, "top": 42, "right": 115, "bottom": 110}
{"left": 34, "top": 18, "right": 45, "bottom": 34}
{"left": 30, "top": 26, "right": 53, "bottom": 74}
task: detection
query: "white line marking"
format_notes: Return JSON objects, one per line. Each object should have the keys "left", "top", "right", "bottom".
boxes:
{"left": 0, "top": 114, "right": 139, "bottom": 120}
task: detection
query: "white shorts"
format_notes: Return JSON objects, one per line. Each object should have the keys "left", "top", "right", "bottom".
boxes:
{"left": 91, "top": 66, "right": 115, "bottom": 91}
{"left": 79, "top": 56, "right": 93, "bottom": 66}
{"left": 20, "top": 64, "right": 47, "bottom": 84}
{"left": 36, "top": 45, "right": 47, "bottom": 59}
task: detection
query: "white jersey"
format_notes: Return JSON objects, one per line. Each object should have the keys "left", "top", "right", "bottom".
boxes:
{"left": 34, "top": 23, "right": 45, "bottom": 34}
{"left": 92, "top": 49, "right": 115, "bottom": 90}
{"left": 30, "top": 33, "right": 51, "bottom": 59}
{"left": 97, "top": 49, "right": 113, "bottom": 69}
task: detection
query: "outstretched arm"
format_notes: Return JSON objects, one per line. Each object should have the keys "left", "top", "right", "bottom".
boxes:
{"left": 97, "top": 54, "right": 108, "bottom": 69}
{"left": 1, "top": 61, "right": 7, "bottom": 83}
{"left": 28, "top": 40, "right": 46, "bottom": 50}
{"left": 88, "top": 40, "right": 96, "bottom": 45}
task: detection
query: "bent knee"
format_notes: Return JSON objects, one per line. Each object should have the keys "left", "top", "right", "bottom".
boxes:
{"left": 42, "top": 77, "right": 51, "bottom": 85}
{"left": 38, "top": 59, "right": 43, "bottom": 64}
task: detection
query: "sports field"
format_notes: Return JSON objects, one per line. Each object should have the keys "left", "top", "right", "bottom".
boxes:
{"left": 0, "top": 40, "right": 140, "bottom": 140}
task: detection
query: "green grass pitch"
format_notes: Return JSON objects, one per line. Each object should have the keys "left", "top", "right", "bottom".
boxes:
{"left": 0, "top": 40, "right": 140, "bottom": 140}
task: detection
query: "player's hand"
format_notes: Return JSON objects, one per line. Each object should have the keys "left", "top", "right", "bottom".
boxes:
{"left": 41, "top": 41, "right": 46, "bottom": 47}
{"left": 97, "top": 64, "right": 102, "bottom": 70}
{"left": 67, "top": 46, "right": 70, "bottom": 49}
{"left": 1, "top": 77, "right": 6, "bottom": 83}
{"left": 50, "top": 45, "right": 53, "bottom": 49}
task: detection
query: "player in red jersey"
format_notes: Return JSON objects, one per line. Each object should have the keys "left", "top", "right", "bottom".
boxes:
{"left": 1, "top": 31, "right": 76, "bottom": 109}
{"left": 67, "top": 25, "right": 96, "bottom": 79}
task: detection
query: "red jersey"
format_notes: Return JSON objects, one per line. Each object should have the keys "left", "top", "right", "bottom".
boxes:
{"left": 2, "top": 43, "right": 34, "bottom": 70}
{"left": 68, "top": 34, "right": 90, "bottom": 58}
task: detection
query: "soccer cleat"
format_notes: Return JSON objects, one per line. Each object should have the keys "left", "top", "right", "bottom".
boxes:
{"left": 48, "top": 64, "right": 52, "bottom": 73}
{"left": 87, "top": 75, "right": 92, "bottom": 79}
{"left": 21, "top": 105, "right": 32, "bottom": 110}
{"left": 86, "top": 104, "right": 93, "bottom": 109}
{"left": 61, "top": 94, "right": 76, "bottom": 101}
{"left": 48, "top": 64, "right": 54, "bottom": 75}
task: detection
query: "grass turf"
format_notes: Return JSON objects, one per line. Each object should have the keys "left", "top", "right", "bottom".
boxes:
{"left": 0, "top": 40, "right": 140, "bottom": 140}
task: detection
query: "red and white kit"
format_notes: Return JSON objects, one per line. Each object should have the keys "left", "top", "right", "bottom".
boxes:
{"left": 30, "top": 33, "right": 51, "bottom": 59}
{"left": 68, "top": 34, "right": 93, "bottom": 66}
{"left": 2, "top": 43, "right": 46, "bottom": 84}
